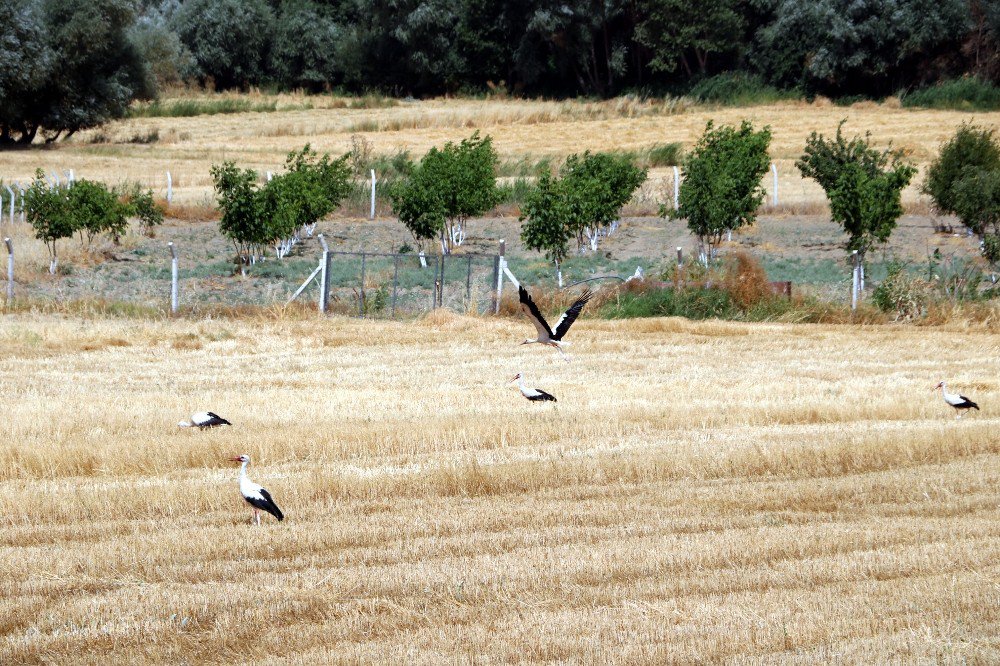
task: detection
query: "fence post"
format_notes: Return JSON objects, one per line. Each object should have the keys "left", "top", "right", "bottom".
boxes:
{"left": 391, "top": 254, "right": 400, "bottom": 317}
{"left": 358, "top": 252, "right": 367, "bottom": 316}
{"left": 4, "top": 238, "right": 12, "bottom": 301}
{"left": 494, "top": 239, "right": 505, "bottom": 314}
{"left": 370, "top": 169, "right": 376, "bottom": 219}
{"left": 318, "top": 234, "right": 330, "bottom": 314}
{"left": 168, "top": 242, "right": 178, "bottom": 314}
{"left": 851, "top": 250, "right": 859, "bottom": 311}
{"left": 771, "top": 163, "right": 779, "bottom": 207}
{"left": 673, "top": 166, "right": 680, "bottom": 210}
{"left": 18, "top": 185, "right": 25, "bottom": 223}
{"left": 166, "top": 171, "right": 173, "bottom": 204}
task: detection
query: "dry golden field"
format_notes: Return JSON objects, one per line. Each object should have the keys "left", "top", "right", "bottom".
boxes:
{"left": 1, "top": 93, "right": 1000, "bottom": 208}
{"left": 1, "top": 310, "right": 999, "bottom": 663}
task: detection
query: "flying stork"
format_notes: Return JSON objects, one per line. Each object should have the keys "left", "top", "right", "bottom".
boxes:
{"left": 510, "top": 373, "right": 557, "bottom": 402}
{"left": 178, "top": 412, "right": 232, "bottom": 429}
{"left": 230, "top": 454, "right": 284, "bottom": 525}
{"left": 934, "top": 381, "right": 980, "bottom": 418}
{"left": 518, "top": 285, "right": 593, "bottom": 358}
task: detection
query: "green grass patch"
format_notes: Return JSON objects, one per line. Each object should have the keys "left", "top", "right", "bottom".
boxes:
{"left": 689, "top": 73, "right": 800, "bottom": 106}
{"left": 901, "top": 77, "right": 1000, "bottom": 111}
{"left": 128, "top": 98, "right": 285, "bottom": 118}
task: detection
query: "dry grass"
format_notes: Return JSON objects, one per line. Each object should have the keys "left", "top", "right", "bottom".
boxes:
{"left": 1, "top": 312, "right": 999, "bottom": 663}
{"left": 0, "top": 95, "right": 996, "bottom": 209}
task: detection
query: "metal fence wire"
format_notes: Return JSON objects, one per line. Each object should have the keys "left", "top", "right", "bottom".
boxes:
{"left": 321, "top": 250, "right": 500, "bottom": 318}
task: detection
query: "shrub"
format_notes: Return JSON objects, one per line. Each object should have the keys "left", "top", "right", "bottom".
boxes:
{"left": 722, "top": 252, "right": 771, "bottom": 309}
{"left": 902, "top": 77, "right": 1000, "bottom": 111}
{"left": 117, "top": 184, "right": 164, "bottom": 236}
{"left": 872, "top": 261, "right": 929, "bottom": 320}
{"left": 646, "top": 143, "right": 683, "bottom": 167}
{"left": 923, "top": 123, "right": 1000, "bottom": 218}
{"left": 69, "top": 179, "right": 129, "bottom": 245}
{"left": 667, "top": 120, "right": 772, "bottom": 263}
{"left": 689, "top": 73, "right": 797, "bottom": 106}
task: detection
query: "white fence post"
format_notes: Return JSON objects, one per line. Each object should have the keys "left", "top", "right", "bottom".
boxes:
{"left": 168, "top": 242, "right": 178, "bottom": 314}
{"left": 4, "top": 238, "right": 12, "bottom": 301}
{"left": 771, "top": 163, "right": 779, "bottom": 207}
{"left": 494, "top": 239, "right": 505, "bottom": 314}
{"left": 851, "top": 250, "right": 859, "bottom": 311}
{"left": 318, "top": 234, "right": 330, "bottom": 313}
{"left": 166, "top": 171, "right": 173, "bottom": 204}
{"left": 370, "top": 169, "right": 376, "bottom": 219}
{"left": 18, "top": 185, "right": 25, "bottom": 223}
{"left": 673, "top": 166, "right": 680, "bottom": 210}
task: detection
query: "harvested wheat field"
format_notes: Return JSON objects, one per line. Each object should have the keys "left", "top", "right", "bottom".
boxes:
{"left": 1, "top": 310, "right": 999, "bottom": 663}
{"left": 2, "top": 94, "right": 1000, "bottom": 208}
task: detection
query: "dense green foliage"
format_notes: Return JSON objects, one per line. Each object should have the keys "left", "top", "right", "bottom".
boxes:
{"left": 669, "top": 120, "right": 772, "bottom": 262}
{"left": 69, "top": 179, "right": 129, "bottom": 244}
{"left": 559, "top": 151, "right": 647, "bottom": 251}
{"left": 924, "top": 123, "right": 1000, "bottom": 218}
{"left": 211, "top": 145, "right": 351, "bottom": 265}
{"left": 519, "top": 170, "right": 574, "bottom": 270}
{"left": 0, "top": 0, "right": 153, "bottom": 144}
{"left": 798, "top": 122, "right": 916, "bottom": 261}
{"left": 90, "top": 0, "right": 1000, "bottom": 99}
{"left": 390, "top": 133, "right": 499, "bottom": 254}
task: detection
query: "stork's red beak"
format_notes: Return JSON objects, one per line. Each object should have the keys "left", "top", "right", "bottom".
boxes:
{"left": 229, "top": 457, "right": 243, "bottom": 462}
{"left": 509, "top": 375, "right": 519, "bottom": 382}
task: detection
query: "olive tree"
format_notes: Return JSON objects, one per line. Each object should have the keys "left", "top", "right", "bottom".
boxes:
{"left": 668, "top": 120, "right": 771, "bottom": 264}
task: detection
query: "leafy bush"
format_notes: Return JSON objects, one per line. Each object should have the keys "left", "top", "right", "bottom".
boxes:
{"left": 69, "top": 179, "right": 129, "bottom": 245}
{"left": 391, "top": 133, "right": 499, "bottom": 254}
{"left": 117, "top": 183, "right": 164, "bottom": 236}
{"left": 797, "top": 121, "right": 916, "bottom": 263}
{"left": 24, "top": 172, "right": 74, "bottom": 274}
{"left": 902, "top": 77, "right": 1000, "bottom": 111}
{"left": 668, "top": 120, "right": 772, "bottom": 263}
{"left": 924, "top": 123, "right": 1000, "bottom": 218}
{"left": 689, "top": 73, "right": 797, "bottom": 106}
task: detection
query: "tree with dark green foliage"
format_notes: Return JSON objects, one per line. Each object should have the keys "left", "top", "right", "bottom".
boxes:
{"left": 69, "top": 179, "right": 129, "bottom": 246}
{"left": 25, "top": 171, "right": 74, "bottom": 274}
{"left": 211, "top": 162, "right": 268, "bottom": 268}
{"left": 117, "top": 182, "right": 165, "bottom": 236}
{"left": 950, "top": 168, "right": 1000, "bottom": 268}
{"left": 559, "top": 151, "right": 647, "bottom": 252}
{"left": 171, "top": 0, "right": 273, "bottom": 90}
{"left": 520, "top": 170, "right": 574, "bottom": 286}
{"left": 634, "top": 0, "right": 744, "bottom": 77}
{"left": 924, "top": 122, "right": 1000, "bottom": 221}
{"left": 269, "top": 0, "right": 340, "bottom": 91}
{"left": 391, "top": 133, "right": 499, "bottom": 255}
{"left": 668, "top": 120, "right": 772, "bottom": 264}
{"left": 798, "top": 121, "right": 916, "bottom": 281}
{"left": 0, "top": 0, "right": 153, "bottom": 145}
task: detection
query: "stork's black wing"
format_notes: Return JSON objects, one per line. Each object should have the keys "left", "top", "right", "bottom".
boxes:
{"left": 551, "top": 289, "right": 593, "bottom": 341}
{"left": 957, "top": 396, "right": 980, "bottom": 410}
{"left": 519, "top": 286, "right": 552, "bottom": 337}
{"left": 527, "top": 389, "right": 557, "bottom": 402}
{"left": 205, "top": 412, "right": 232, "bottom": 427}
{"left": 246, "top": 488, "right": 284, "bottom": 521}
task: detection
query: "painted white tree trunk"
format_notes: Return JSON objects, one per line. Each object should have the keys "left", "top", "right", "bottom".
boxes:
{"left": 419, "top": 250, "right": 427, "bottom": 268}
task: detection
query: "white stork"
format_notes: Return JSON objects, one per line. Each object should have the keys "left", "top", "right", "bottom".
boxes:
{"left": 518, "top": 285, "right": 593, "bottom": 358}
{"left": 178, "top": 412, "right": 232, "bottom": 429}
{"left": 230, "top": 454, "right": 284, "bottom": 525}
{"left": 934, "top": 382, "right": 980, "bottom": 418}
{"left": 510, "top": 373, "right": 557, "bottom": 402}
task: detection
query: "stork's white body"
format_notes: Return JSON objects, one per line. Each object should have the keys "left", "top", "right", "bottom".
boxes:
{"left": 935, "top": 382, "right": 980, "bottom": 419}
{"left": 231, "top": 455, "right": 284, "bottom": 524}
{"left": 518, "top": 286, "right": 592, "bottom": 359}
{"left": 179, "top": 411, "right": 232, "bottom": 429}
{"left": 511, "top": 373, "right": 556, "bottom": 402}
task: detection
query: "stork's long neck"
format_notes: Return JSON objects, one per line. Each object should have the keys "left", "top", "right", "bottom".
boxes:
{"left": 239, "top": 461, "right": 249, "bottom": 483}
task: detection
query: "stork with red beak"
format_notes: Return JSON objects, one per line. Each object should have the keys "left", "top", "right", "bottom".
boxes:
{"left": 230, "top": 454, "right": 284, "bottom": 524}
{"left": 510, "top": 373, "right": 556, "bottom": 402}
{"left": 934, "top": 382, "right": 980, "bottom": 418}
{"left": 518, "top": 285, "right": 592, "bottom": 359}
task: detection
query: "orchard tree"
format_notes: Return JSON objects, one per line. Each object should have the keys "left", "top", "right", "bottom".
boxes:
{"left": 798, "top": 121, "right": 916, "bottom": 285}
{"left": 520, "top": 170, "right": 574, "bottom": 287}
{"left": 559, "top": 151, "right": 646, "bottom": 253}
{"left": 24, "top": 171, "right": 74, "bottom": 274}
{"left": 669, "top": 120, "right": 772, "bottom": 264}
{"left": 924, "top": 122, "right": 1000, "bottom": 224}
{"left": 211, "top": 161, "right": 267, "bottom": 268}
{"left": 69, "top": 179, "right": 128, "bottom": 246}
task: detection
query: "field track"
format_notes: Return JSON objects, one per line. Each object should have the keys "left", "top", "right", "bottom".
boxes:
{"left": 1, "top": 312, "right": 999, "bottom": 662}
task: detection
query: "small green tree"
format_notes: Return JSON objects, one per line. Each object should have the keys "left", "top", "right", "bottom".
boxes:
{"left": 69, "top": 179, "right": 129, "bottom": 246}
{"left": 950, "top": 168, "right": 1000, "bottom": 270}
{"left": 520, "top": 170, "right": 574, "bottom": 286}
{"left": 923, "top": 123, "right": 1000, "bottom": 220}
{"left": 560, "top": 151, "right": 647, "bottom": 252}
{"left": 117, "top": 183, "right": 164, "bottom": 236}
{"left": 211, "top": 161, "right": 267, "bottom": 268}
{"left": 392, "top": 132, "right": 499, "bottom": 255}
{"left": 798, "top": 121, "right": 916, "bottom": 278}
{"left": 668, "top": 120, "right": 772, "bottom": 264}
{"left": 24, "top": 171, "right": 74, "bottom": 274}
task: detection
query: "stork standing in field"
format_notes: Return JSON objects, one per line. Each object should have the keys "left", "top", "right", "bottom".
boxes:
{"left": 518, "top": 285, "right": 593, "bottom": 359}
{"left": 178, "top": 412, "right": 232, "bottom": 429}
{"left": 510, "top": 373, "right": 557, "bottom": 402}
{"left": 230, "top": 454, "right": 284, "bottom": 525}
{"left": 934, "top": 382, "right": 980, "bottom": 418}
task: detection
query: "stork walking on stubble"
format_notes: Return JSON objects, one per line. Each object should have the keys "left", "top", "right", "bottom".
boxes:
{"left": 934, "top": 382, "right": 980, "bottom": 419}
{"left": 518, "top": 285, "right": 593, "bottom": 359}
{"left": 511, "top": 372, "right": 557, "bottom": 402}
{"left": 178, "top": 411, "right": 232, "bottom": 429}
{"left": 230, "top": 454, "right": 284, "bottom": 525}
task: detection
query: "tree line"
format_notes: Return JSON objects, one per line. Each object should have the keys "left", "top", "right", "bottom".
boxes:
{"left": 2, "top": 0, "right": 998, "bottom": 144}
